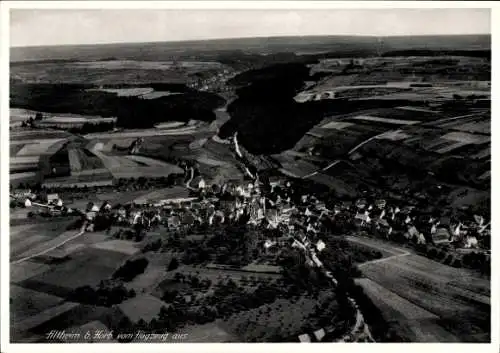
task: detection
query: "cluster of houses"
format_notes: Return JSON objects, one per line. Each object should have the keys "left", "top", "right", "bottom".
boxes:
{"left": 187, "top": 69, "right": 235, "bottom": 92}
{"left": 348, "top": 197, "right": 490, "bottom": 250}
{"left": 10, "top": 190, "right": 77, "bottom": 216}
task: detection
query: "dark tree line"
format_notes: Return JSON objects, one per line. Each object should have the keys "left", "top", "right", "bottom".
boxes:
{"left": 11, "top": 83, "right": 225, "bottom": 129}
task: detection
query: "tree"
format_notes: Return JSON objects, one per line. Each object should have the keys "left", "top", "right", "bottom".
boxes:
{"left": 167, "top": 257, "right": 179, "bottom": 272}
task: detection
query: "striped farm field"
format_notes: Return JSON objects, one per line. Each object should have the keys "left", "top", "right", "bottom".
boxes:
{"left": 441, "top": 132, "right": 490, "bottom": 144}
{"left": 350, "top": 115, "right": 420, "bottom": 125}
{"left": 10, "top": 172, "right": 38, "bottom": 182}
{"left": 10, "top": 130, "right": 70, "bottom": 141}
{"left": 68, "top": 149, "right": 82, "bottom": 171}
{"left": 110, "top": 166, "right": 183, "bottom": 179}
{"left": 141, "top": 91, "right": 183, "bottom": 99}
{"left": 153, "top": 121, "right": 186, "bottom": 129}
{"left": 321, "top": 121, "right": 355, "bottom": 130}
{"left": 16, "top": 139, "right": 65, "bottom": 157}
{"left": 11, "top": 156, "right": 41, "bottom": 165}
{"left": 133, "top": 186, "right": 190, "bottom": 203}
{"left": 125, "top": 155, "right": 183, "bottom": 170}
{"left": 84, "top": 127, "right": 201, "bottom": 140}
{"left": 93, "top": 87, "right": 154, "bottom": 96}
{"left": 91, "top": 150, "right": 138, "bottom": 169}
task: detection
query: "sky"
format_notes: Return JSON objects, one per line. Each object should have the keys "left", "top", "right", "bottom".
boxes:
{"left": 10, "top": 8, "right": 491, "bottom": 47}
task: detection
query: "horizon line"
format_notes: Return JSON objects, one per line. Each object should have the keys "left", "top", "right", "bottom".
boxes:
{"left": 10, "top": 33, "right": 491, "bottom": 49}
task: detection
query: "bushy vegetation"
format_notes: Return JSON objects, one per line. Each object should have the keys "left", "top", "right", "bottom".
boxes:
{"left": 112, "top": 257, "right": 149, "bottom": 282}
{"left": 67, "top": 280, "right": 136, "bottom": 307}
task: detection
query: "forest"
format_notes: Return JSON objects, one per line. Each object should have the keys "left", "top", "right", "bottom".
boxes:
{"left": 10, "top": 83, "right": 225, "bottom": 129}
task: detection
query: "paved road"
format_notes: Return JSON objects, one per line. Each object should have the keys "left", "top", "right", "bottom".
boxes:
{"left": 347, "top": 236, "right": 490, "bottom": 342}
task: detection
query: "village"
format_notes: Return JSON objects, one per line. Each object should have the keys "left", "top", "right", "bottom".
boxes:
{"left": 10, "top": 161, "right": 491, "bottom": 270}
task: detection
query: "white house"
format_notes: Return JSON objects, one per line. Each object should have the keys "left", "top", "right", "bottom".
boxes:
{"left": 313, "top": 328, "right": 326, "bottom": 341}
{"left": 316, "top": 240, "right": 326, "bottom": 252}
{"left": 298, "top": 334, "right": 311, "bottom": 343}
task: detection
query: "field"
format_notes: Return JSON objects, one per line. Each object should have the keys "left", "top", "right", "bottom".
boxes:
{"left": 89, "top": 87, "right": 154, "bottom": 97}
{"left": 90, "top": 240, "right": 141, "bottom": 256}
{"left": 350, "top": 115, "right": 420, "bottom": 125}
{"left": 133, "top": 186, "right": 190, "bottom": 204}
{"left": 142, "top": 91, "right": 183, "bottom": 100}
{"left": 9, "top": 232, "right": 129, "bottom": 342}
{"left": 348, "top": 236, "right": 490, "bottom": 342}
{"left": 9, "top": 129, "right": 72, "bottom": 183}
{"left": 180, "top": 321, "right": 238, "bottom": 342}
{"left": 10, "top": 220, "right": 76, "bottom": 259}
{"left": 18, "top": 247, "right": 129, "bottom": 296}
{"left": 118, "top": 294, "right": 169, "bottom": 323}
{"left": 10, "top": 285, "right": 65, "bottom": 324}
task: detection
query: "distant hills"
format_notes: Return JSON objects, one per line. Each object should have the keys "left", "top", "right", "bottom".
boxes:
{"left": 10, "top": 34, "right": 490, "bottom": 62}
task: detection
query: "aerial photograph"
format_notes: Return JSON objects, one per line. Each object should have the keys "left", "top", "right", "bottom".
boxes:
{"left": 6, "top": 6, "right": 491, "bottom": 344}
